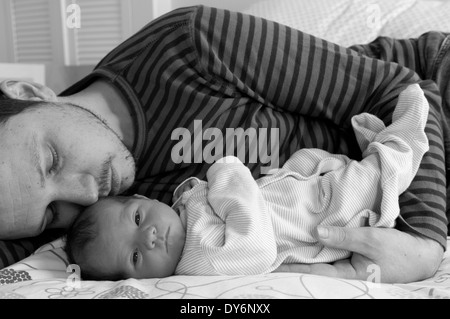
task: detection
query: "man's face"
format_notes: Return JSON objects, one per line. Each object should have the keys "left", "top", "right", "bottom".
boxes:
{"left": 0, "top": 103, "right": 136, "bottom": 239}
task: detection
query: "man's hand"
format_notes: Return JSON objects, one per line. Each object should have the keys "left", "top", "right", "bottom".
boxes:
{"left": 274, "top": 226, "right": 444, "bottom": 283}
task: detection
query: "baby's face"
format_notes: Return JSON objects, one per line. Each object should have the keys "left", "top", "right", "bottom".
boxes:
{"left": 85, "top": 196, "right": 185, "bottom": 279}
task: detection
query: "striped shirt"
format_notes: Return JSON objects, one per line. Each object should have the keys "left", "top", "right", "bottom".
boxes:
{"left": 174, "top": 85, "right": 429, "bottom": 275}
{"left": 61, "top": 6, "right": 448, "bottom": 249}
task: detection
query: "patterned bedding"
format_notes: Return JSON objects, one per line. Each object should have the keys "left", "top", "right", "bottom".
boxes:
{"left": 1, "top": 236, "right": 450, "bottom": 299}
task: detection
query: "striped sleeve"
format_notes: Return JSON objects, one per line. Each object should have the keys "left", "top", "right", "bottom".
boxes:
{"left": 191, "top": 7, "right": 448, "bottom": 248}
{"left": 193, "top": 7, "right": 424, "bottom": 128}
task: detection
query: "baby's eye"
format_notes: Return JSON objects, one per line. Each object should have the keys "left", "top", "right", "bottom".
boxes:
{"left": 134, "top": 212, "right": 140, "bottom": 226}
{"left": 133, "top": 250, "right": 139, "bottom": 264}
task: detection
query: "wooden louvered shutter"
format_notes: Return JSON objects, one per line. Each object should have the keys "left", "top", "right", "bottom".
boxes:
{"left": 0, "top": 0, "right": 160, "bottom": 90}
{"left": 65, "top": 0, "right": 129, "bottom": 65}
{"left": 9, "top": 0, "right": 54, "bottom": 63}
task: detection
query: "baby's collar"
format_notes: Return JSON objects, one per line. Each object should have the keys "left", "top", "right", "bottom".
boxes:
{"left": 171, "top": 177, "right": 202, "bottom": 212}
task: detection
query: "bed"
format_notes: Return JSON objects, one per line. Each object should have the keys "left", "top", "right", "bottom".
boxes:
{"left": 2, "top": 236, "right": 450, "bottom": 299}
{"left": 1, "top": 0, "right": 450, "bottom": 299}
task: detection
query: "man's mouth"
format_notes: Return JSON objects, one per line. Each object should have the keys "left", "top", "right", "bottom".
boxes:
{"left": 110, "top": 164, "right": 120, "bottom": 196}
{"left": 99, "top": 158, "right": 121, "bottom": 197}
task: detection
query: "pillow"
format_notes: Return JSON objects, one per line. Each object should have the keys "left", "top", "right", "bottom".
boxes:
{"left": 243, "top": 0, "right": 450, "bottom": 47}
{"left": 380, "top": 0, "right": 450, "bottom": 38}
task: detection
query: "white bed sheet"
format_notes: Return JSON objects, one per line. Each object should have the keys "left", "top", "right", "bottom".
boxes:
{"left": 243, "top": 0, "right": 450, "bottom": 46}
{"left": 1, "top": 236, "right": 450, "bottom": 299}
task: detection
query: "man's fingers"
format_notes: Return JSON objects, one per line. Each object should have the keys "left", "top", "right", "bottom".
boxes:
{"left": 316, "top": 226, "right": 378, "bottom": 259}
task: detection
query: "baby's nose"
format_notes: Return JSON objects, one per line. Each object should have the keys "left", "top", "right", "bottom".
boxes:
{"left": 143, "top": 226, "right": 157, "bottom": 250}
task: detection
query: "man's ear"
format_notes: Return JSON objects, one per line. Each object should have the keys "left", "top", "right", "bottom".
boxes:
{"left": 0, "top": 80, "right": 58, "bottom": 101}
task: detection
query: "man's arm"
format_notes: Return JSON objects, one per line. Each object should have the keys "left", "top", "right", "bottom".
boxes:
{"left": 192, "top": 7, "right": 447, "bottom": 282}
{"left": 194, "top": 8, "right": 447, "bottom": 242}
{"left": 194, "top": 7, "right": 441, "bottom": 128}
{"left": 274, "top": 227, "right": 443, "bottom": 283}
{"left": 274, "top": 86, "right": 441, "bottom": 283}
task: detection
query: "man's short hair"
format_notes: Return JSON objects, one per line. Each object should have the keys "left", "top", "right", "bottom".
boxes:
{"left": 0, "top": 95, "right": 48, "bottom": 124}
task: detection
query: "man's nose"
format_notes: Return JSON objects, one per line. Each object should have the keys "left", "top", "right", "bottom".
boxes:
{"left": 141, "top": 226, "right": 157, "bottom": 251}
{"left": 58, "top": 173, "right": 99, "bottom": 206}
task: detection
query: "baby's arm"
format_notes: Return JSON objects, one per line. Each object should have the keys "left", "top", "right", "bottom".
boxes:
{"left": 352, "top": 84, "right": 429, "bottom": 194}
{"left": 350, "top": 84, "right": 429, "bottom": 226}
{"left": 282, "top": 84, "right": 428, "bottom": 229}
{"left": 318, "top": 84, "right": 429, "bottom": 228}
{"left": 201, "top": 156, "right": 278, "bottom": 275}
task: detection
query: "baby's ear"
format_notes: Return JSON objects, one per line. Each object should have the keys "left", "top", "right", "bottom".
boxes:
{"left": 132, "top": 194, "right": 149, "bottom": 200}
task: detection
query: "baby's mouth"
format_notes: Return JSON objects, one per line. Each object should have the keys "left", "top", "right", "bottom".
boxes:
{"left": 165, "top": 226, "right": 170, "bottom": 254}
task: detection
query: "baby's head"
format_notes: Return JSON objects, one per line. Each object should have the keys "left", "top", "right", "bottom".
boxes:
{"left": 65, "top": 195, "right": 186, "bottom": 280}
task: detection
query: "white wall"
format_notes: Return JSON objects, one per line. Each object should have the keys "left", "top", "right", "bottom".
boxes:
{"left": 0, "top": 1, "right": 13, "bottom": 62}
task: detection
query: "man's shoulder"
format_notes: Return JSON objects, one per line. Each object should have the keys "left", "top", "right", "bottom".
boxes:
{"left": 139, "top": 6, "right": 200, "bottom": 34}
{"left": 130, "top": 5, "right": 226, "bottom": 40}
{"left": 137, "top": 5, "right": 230, "bottom": 40}
{"left": 92, "top": 6, "right": 200, "bottom": 71}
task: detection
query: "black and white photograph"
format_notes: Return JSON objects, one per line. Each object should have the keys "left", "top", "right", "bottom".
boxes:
{"left": 0, "top": 0, "right": 449, "bottom": 304}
